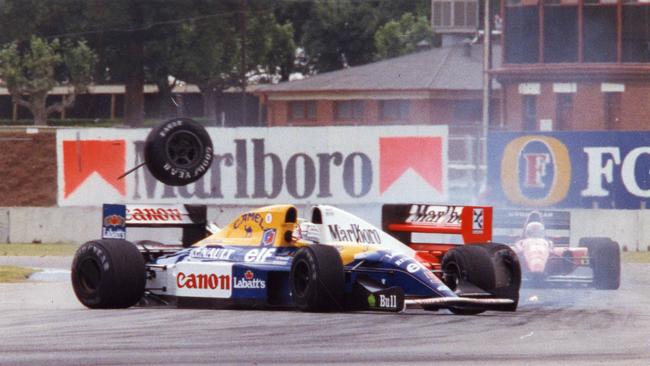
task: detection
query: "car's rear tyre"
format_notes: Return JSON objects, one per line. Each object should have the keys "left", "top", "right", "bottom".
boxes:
{"left": 580, "top": 237, "right": 621, "bottom": 290}
{"left": 484, "top": 243, "right": 521, "bottom": 311}
{"left": 290, "top": 244, "right": 344, "bottom": 312}
{"left": 71, "top": 239, "right": 146, "bottom": 308}
{"left": 439, "top": 244, "right": 521, "bottom": 314}
{"left": 144, "top": 118, "right": 213, "bottom": 186}
{"left": 440, "top": 245, "right": 495, "bottom": 315}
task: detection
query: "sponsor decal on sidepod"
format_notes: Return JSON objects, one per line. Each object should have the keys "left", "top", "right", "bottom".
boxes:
{"left": 234, "top": 270, "right": 266, "bottom": 289}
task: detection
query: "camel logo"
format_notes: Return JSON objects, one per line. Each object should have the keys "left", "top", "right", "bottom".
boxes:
{"left": 62, "top": 140, "right": 126, "bottom": 198}
{"left": 379, "top": 137, "right": 444, "bottom": 195}
{"left": 501, "top": 136, "right": 571, "bottom": 206}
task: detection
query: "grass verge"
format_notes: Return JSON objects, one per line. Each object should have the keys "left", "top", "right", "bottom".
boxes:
{"left": 622, "top": 251, "right": 650, "bottom": 263}
{"left": 0, "top": 266, "right": 40, "bottom": 282}
{"left": 0, "top": 243, "right": 78, "bottom": 256}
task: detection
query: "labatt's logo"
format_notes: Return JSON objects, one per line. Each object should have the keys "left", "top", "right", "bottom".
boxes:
{"left": 234, "top": 270, "right": 266, "bottom": 289}
{"left": 501, "top": 136, "right": 571, "bottom": 206}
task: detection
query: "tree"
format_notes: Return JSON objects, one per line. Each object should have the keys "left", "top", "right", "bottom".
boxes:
{"left": 302, "top": 1, "right": 379, "bottom": 72}
{"left": 0, "top": 36, "right": 96, "bottom": 125}
{"left": 266, "top": 22, "right": 296, "bottom": 82}
{"left": 170, "top": 3, "right": 294, "bottom": 123}
{"left": 300, "top": 0, "right": 431, "bottom": 73}
{"left": 374, "top": 13, "right": 439, "bottom": 60}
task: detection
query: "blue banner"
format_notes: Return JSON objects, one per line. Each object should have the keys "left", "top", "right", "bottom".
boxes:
{"left": 102, "top": 204, "right": 127, "bottom": 239}
{"left": 487, "top": 132, "right": 650, "bottom": 209}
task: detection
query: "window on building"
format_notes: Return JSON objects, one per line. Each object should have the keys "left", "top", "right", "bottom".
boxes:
{"left": 622, "top": 7, "right": 650, "bottom": 62}
{"left": 334, "top": 101, "right": 364, "bottom": 121}
{"left": 289, "top": 101, "right": 316, "bottom": 121}
{"left": 379, "top": 100, "right": 410, "bottom": 122}
{"left": 604, "top": 92, "right": 622, "bottom": 130}
{"left": 453, "top": 100, "right": 482, "bottom": 124}
{"left": 584, "top": 6, "right": 617, "bottom": 62}
{"left": 543, "top": 6, "right": 578, "bottom": 63}
{"left": 555, "top": 94, "right": 573, "bottom": 130}
{"left": 432, "top": 0, "right": 478, "bottom": 31}
{"left": 505, "top": 6, "right": 540, "bottom": 63}
{"left": 523, "top": 95, "right": 537, "bottom": 130}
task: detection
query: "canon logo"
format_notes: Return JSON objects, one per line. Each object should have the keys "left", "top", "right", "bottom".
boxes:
{"left": 176, "top": 272, "right": 231, "bottom": 290}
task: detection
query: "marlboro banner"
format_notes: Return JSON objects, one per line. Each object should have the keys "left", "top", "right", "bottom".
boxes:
{"left": 57, "top": 125, "right": 448, "bottom": 206}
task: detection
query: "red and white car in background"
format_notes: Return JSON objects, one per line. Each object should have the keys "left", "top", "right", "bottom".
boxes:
{"left": 499, "top": 210, "right": 620, "bottom": 289}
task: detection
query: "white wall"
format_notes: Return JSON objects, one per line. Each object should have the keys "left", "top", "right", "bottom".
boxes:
{"left": 570, "top": 210, "right": 643, "bottom": 251}
{"left": 1, "top": 206, "right": 647, "bottom": 251}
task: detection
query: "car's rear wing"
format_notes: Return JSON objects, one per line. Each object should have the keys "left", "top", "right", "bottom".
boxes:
{"left": 381, "top": 204, "right": 492, "bottom": 245}
{"left": 102, "top": 203, "right": 207, "bottom": 247}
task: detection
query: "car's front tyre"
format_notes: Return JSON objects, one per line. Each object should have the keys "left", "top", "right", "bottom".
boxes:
{"left": 290, "top": 244, "right": 344, "bottom": 312}
{"left": 71, "top": 239, "right": 146, "bottom": 308}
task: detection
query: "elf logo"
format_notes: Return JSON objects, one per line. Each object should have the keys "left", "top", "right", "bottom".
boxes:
{"left": 501, "top": 136, "right": 571, "bottom": 206}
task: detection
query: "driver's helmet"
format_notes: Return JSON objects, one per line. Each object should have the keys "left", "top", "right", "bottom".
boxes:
{"left": 293, "top": 219, "right": 321, "bottom": 244}
{"left": 524, "top": 221, "right": 545, "bottom": 239}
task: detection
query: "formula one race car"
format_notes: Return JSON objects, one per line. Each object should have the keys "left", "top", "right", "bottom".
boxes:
{"left": 71, "top": 202, "right": 520, "bottom": 314}
{"left": 495, "top": 210, "right": 620, "bottom": 289}
{"left": 70, "top": 118, "right": 521, "bottom": 315}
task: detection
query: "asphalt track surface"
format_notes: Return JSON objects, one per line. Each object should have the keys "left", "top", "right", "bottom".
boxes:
{"left": 1, "top": 258, "right": 649, "bottom": 365}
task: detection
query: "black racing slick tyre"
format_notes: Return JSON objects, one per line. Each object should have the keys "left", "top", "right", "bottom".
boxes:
{"left": 485, "top": 243, "right": 521, "bottom": 311}
{"left": 71, "top": 239, "right": 146, "bottom": 309}
{"left": 290, "top": 244, "right": 344, "bottom": 312}
{"left": 580, "top": 237, "right": 621, "bottom": 290}
{"left": 440, "top": 245, "right": 495, "bottom": 315}
{"left": 144, "top": 118, "right": 213, "bottom": 186}
{"left": 442, "top": 245, "right": 496, "bottom": 292}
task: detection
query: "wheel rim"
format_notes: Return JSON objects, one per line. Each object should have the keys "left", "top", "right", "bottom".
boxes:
{"left": 165, "top": 130, "right": 203, "bottom": 168}
{"left": 78, "top": 258, "right": 102, "bottom": 292}
{"left": 293, "top": 259, "right": 311, "bottom": 298}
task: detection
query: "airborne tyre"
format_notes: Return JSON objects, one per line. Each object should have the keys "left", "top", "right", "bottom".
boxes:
{"left": 580, "top": 237, "right": 621, "bottom": 290}
{"left": 144, "top": 118, "right": 213, "bottom": 186}
{"left": 440, "top": 245, "right": 496, "bottom": 315}
{"left": 71, "top": 239, "right": 146, "bottom": 309}
{"left": 290, "top": 244, "right": 344, "bottom": 312}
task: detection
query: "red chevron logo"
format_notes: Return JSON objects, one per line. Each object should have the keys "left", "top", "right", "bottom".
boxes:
{"left": 379, "top": 137, "right": 443, "bottom": 194}
{"left": 63, "top": 140, "right": 126, "bottom": 198}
